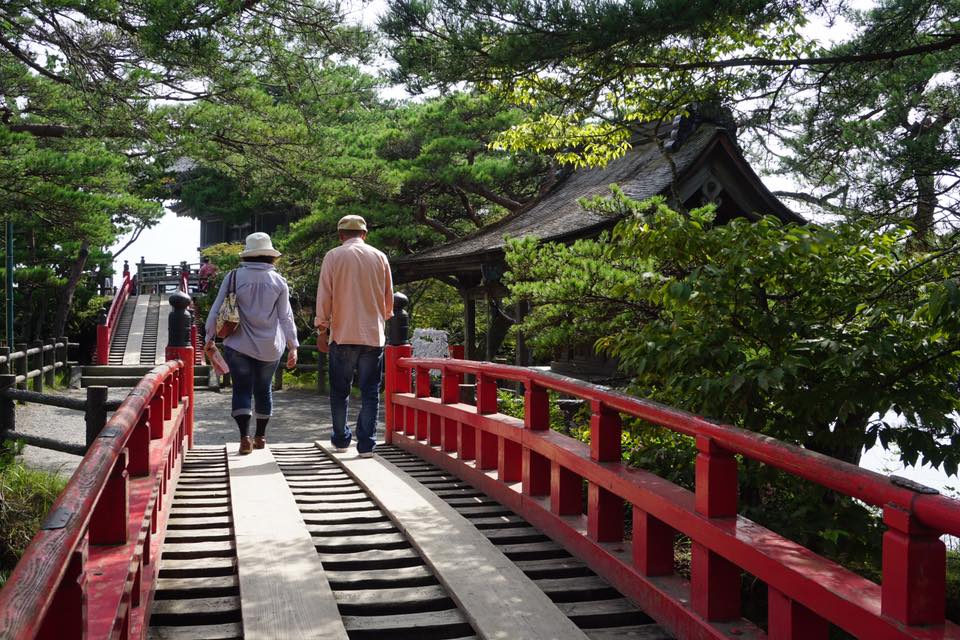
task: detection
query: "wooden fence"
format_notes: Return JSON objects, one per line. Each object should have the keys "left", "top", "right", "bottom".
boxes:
{"left": 0, "top": 338, "right": 105, "bottom": 456}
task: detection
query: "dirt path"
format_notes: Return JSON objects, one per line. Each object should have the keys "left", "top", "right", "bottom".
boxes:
{"left": 12, "top": 386, "right": 366, "bottom": 478}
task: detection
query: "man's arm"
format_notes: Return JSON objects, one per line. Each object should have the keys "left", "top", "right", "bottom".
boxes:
{"left": 383, "top": 256, "right": 394, "bottom": 320}
{"left": 314, "top": 254, "right": 334, "bottom": 330}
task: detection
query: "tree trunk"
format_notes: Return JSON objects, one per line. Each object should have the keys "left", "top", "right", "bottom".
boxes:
{"left": 910, "top": 171, "right": 936, "bottom": 249}
{"left": 53, "top": 240, "right": 89, "bottom": 338}
{"left": 805, "top": 411, "right": 870, "bottom": 466}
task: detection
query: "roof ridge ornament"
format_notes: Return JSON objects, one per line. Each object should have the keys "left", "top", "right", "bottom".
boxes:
{"left": 664, "top": 102, "right": 737, "bottom": 152}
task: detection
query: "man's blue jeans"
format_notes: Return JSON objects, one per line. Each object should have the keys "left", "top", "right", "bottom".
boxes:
{"left": 224, "top": 347, "right": 280, "bottom": 418}
{"left": 328, "top": 343, "right": 383, "bottom": 454}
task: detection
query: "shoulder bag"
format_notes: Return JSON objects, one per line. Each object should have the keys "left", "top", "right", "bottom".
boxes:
{"left": 215, "top": 270, "right": 240, "bottom": 338}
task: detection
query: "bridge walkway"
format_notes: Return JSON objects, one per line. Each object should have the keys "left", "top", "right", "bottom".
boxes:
{"left": 148, "top": 442, "right": 670, "bottom": 640}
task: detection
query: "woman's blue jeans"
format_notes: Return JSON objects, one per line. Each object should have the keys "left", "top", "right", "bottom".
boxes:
{"left": 328, "top": 343, "right": 383, "bottom": 454}
{"left": 224, "top": 347, "right": 280, "bottom": 418}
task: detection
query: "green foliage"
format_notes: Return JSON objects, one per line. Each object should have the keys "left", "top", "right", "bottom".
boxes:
{"left": 508, "top": 191, "right": 960, "bottom": 472}
{"left": 0, "top": 444, "right": 68, "bottom": 588}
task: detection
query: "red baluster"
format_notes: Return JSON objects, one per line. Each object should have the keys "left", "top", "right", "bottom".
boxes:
{"left": 128, "top": 413, "right": 151, "bottom": 477}
{"left": 590, "top": 400, "right": 621, "bottom": 462}
{"left": 692, "top": 435, "right": 740, "bottom": 621}
{"left": 524, "top": 382, "right": 548, "bottom": 430}
{"left": 551, "top": 463, "right": 581, "bottom": 516}
{"left": 882, "top": 504, "right": 946, "bottom": 626}
{"left": 90, "top": 450, "right": 129, "bottom": 545}
{"left": 163, "top": 377, "right": 173, "bottom": 420}
{"left": 588, "top": 484, "right": 623, "bottom": 542}
{"left": 632, "top": 509, "right": 674, "bottom": 576}
{"left": 384, "top": 344, "right": 412, "bottom": 444}
{"left": 37, "top": 539, "right": 87, "bottom": 640}
{"left": 149, "top": 392, "right": 164, "bottom": 439}
{"left": 441, "top": 364, "right": 461, "bottom": 452}
{"left": 499, "top": 437, "right": 522, "bottom": 482}
{"left": 523, "top": 449, "right": 550, "bottom": 497}
{"left": 459, "top": 423, "right": 476, "bottom": 460}
{"left": 768, "top": 588, "right": 829, "bottom": 639}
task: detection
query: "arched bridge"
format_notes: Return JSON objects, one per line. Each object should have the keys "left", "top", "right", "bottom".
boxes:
{"left": 1, "top": 300, "right": 958, "bottom": 639}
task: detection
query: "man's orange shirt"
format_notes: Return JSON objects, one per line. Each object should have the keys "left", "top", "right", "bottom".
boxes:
{"left": 314, "top": 237, "right": 394, "bottom": 347}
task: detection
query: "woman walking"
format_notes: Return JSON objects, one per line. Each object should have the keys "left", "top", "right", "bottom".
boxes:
{"left": 205, "top": 232, "right": 299, "bottom": 454}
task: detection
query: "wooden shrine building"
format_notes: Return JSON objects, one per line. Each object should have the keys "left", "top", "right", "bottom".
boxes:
{"left": 391, "top": 107, "right": 805, "bottom": 379}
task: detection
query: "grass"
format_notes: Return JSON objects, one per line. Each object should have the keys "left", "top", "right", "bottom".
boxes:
{"left": 0, "top": 444, "right": 68, "bottom": 588}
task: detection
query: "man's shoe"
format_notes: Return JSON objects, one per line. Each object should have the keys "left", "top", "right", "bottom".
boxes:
{"left": 253, "top": 436, "right": 266, "bottom": 450}
{"left": 358, "top": 451, "right": 375, "bottom": 458}
{"left": 239, "top": 437, "right": 253, "bottom": 455}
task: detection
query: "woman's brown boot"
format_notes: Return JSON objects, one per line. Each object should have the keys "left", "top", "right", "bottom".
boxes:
{"left": 253, "top": 436, "right": 266, "bottom": 450}
{"left": 239, "top": 436, "right": 253, "bottom": 455}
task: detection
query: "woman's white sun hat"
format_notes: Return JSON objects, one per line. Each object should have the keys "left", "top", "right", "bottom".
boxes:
{"left": 240, "top": 232, "right": 281, "bottom": 258}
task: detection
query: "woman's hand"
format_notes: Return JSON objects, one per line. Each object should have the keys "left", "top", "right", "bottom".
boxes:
{"left": 204, "top": 340, "right": 215, "bottom": 354}
{"left": 286, "top": 348, "right": 298, "bottom": 370}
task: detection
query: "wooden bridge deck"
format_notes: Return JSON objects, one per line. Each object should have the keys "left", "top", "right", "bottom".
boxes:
{"left": 148, "top": 443, "right": 670, "bottom": 640}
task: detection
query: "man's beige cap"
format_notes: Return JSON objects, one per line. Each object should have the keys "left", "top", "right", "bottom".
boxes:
{"left": 337, "top": 215, "right": 367, "bottom": 231}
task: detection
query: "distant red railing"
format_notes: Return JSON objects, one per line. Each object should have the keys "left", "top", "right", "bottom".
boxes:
{"left": 96, "top": 271, "right": 133, "bottom": 365}
{"left": 0, "top": 345, "right": 194, "bottom": 639}
{"left": 385, "top": 347, "right": 960, "bottom": 640}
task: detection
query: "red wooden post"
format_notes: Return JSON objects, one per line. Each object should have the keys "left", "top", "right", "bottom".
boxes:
{"left": 524, "top": 382, "right": 549, "bottom": 430}
{"left": 405, "top": 406, "right": 416, "bottom": 436}
{"left": 415, "top": 365, "right": 431, "bottom": 397}
{"left": 768, "top": 588, "right": 829, "bottom": 639}
{"left": 551, "top": 463, "right": 582, "bottom": 516}
{"left": 149, "top": 391, "right": 164, "bottom": 439}
{"left": 523, "top": 449, "right": 551, "bottom": 497}
{"left": 384, "top": 344, "right": 412, "bottom": 444}
{"left": 588, "top": 483, "right": 623, "bottom": 542}
{"left": 128, "top": 413, "right": 151, "bottom": 477}
{"left": 692, "top": 435, "right": 741, "bottom": 621}
{"left": 444, "top": 347, "right": 465, "bottom": 447}
{"left": 499, "top": 436, "right": 522, "bottom": 482}
{"left": 171, "top": 367, "right": 180, "bottom": 409}
{"left": 36, "top": 539, "right": 87, "bottom": 640}
{"left": 475, "top": 374, "right": 498, "bottom": 470}
{"left": 459, "top": 423, "right": 476, "bottom": 460}
{"left": 429, "top": 412, "right": 442, "bottom": 446}
{"left": 163, "top": 377, "right": 173, "bottom": 421}
{"left": 96, "top": 323, "right": 109, "bottom": 365}
{"left": 440, "top": 364, "right": 462, "bottom": 452}
{"left": 590, "top": 400, "right": 621, "bottom": 462}
{"left": 166, "top": 347, "right": 195, "bottom": 447}
{"left": 476, "top": 373, "right": 497, "bottom": 414}
{"left": 881, "top": 504, "right": 946, "bottom": 625}
{"left": 90, "top": 450, "right": 129, "bottom": 545}
{"left": 416, "top": 410, "right": 429, "bottom": 441}
{"left": 632, "top": 509, "right": 675, "bottom": 576}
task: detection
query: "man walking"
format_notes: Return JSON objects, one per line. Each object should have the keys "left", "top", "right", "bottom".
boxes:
{"left": 315, "top": 215, "right": 394, "bottom": 456}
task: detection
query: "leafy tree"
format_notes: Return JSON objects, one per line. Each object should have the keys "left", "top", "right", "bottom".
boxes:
{"left": 507, "top": 191, "right": 960, "bottom": 473}
{"left": 382, "top": 0, "right": 960, "bottom": 229}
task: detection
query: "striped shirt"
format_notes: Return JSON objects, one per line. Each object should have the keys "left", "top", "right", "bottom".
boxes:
{"left": 205, "top": 262, "right": 299, "bottom": 362}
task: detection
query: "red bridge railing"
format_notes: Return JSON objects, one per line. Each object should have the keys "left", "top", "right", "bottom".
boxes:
{"left": 96, "top": 270, "right": 133, "bottom": 365}
{"left": 0, "top": 344, "right": 194, "bottom": 639}
{"left": 385, "top": 346, "right": 960, "bottom": 640}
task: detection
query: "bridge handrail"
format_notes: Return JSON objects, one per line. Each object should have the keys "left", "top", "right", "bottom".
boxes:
{"left": 0, "top": 358, "right": 191, "bottom": 639}
{"left": 96, "top": 271, "right": 133, "bottom": 364}
{"left": 388, "top": 351, "right": 960, "bottom": 639}
{"left": 399, "top": 356, "right": 960, "bottom": 537}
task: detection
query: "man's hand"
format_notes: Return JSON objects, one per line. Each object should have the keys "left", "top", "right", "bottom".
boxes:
{"left": 316, "top": 327, "right": 330, "bottom": 353}
{"left": 286, "top": 349, "right": 298, "bottom": 370}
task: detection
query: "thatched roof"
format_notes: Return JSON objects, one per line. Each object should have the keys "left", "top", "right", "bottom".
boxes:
{"left": 393, "top": 121, "right": 802, "bottom": 284}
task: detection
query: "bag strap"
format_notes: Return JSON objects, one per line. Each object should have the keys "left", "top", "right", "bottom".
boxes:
{"left": 228, "top": 269, "right": 237, "bottom": 295}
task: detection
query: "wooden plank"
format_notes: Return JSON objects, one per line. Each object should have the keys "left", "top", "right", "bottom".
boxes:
{"left": 306, "top": 520, "right": 397, "bottom": 535}
{"left": 148, "top": 622, "right": 242, "bottom": 640}
{"left": 322, "top": 442, "right": 590, "bottom": 640}
{"left": 150, "top": 596, "right": 239, "bottom": 616}
{"left": 324, "top": 564, "right": 435, "bottom": 588}
{"left": 340, "top": 609, "right": 472, "bottom": 633}
{"left": 122, "top": 294, "right": 151, "bottom": 364}
{"left": 334, "top": 584, "right": 450, "bottom": 608}
{"left": 229, "top": 446, "right": 349, "bottom": 640}
{"left": 585, "top": 625, "right": 673, "bottom": 640}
